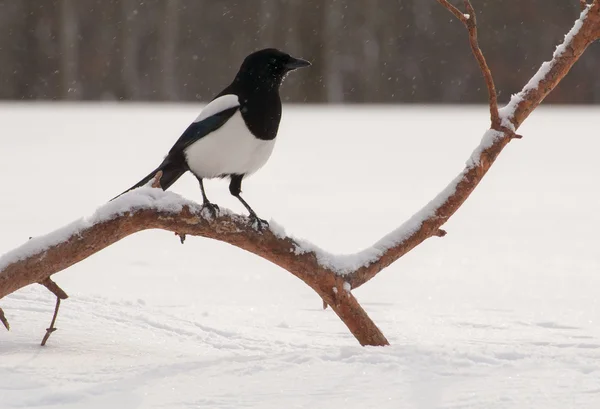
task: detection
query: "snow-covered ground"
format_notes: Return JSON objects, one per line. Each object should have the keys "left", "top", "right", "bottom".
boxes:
{"left": 1, "top": 104, "right": 599, "bottom": 408}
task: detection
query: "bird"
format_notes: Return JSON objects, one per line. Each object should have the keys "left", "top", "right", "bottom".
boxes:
{"left": 113, "top": 48, "right": 311, "bottom": 229}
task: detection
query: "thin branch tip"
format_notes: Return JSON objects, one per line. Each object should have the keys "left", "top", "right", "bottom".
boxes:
{"left": 500, "top": 126, "right": 524, "bottom": 140}
{"left": 435, "top": 229, "right": 448, "bottom": 237}
{"left": 437, "top": 0, "right": 500, "bottom": 129}
{"left": 40, "top": 297, "right": 61, "bottom": 346}
{"left": 0, "top": 307, "right": 9, "bottom": 331}
{"left": 580, "top": 0, "right": 588, "bottom": 11}
{"left": 463, "top": 0, "right": 475, "bottom": 17}
{"left": 437, "top": 0, "right": 468, "bottom": 23}
{"left": 38, "top": 278, "right": 67, "bottom": 345}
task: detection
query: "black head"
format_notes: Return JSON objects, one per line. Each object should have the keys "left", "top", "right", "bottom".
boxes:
{"left": 234, "top": 48, "right": 311, "bottom": 91}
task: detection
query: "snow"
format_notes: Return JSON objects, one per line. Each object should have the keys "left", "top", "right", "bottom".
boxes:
{"left": 267, "top": 219, "right": 287, "bottom": 239}
{"left": 553, "top": 6, "right": 587, "bottom": 58}
{"left": 0, "top": 187, "right": 202, "bottom": 272}
{"left": 2, "top": 104, "right": 600, "bottom": 408}
{"left": 466, "top": 128, "right": 504, "bottom": 168}
{"left": 283, "top": 168, "right": 464, "bottom": 276}
{"left": 498, "top": 6, "right": 589, "bottom": 130}
{"left": 271, "top": 168, "right": 461, "bottom": 276}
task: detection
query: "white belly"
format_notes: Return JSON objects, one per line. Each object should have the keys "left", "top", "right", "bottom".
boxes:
{"left": 183, "top": 111, "right": 276, "bottom": 178}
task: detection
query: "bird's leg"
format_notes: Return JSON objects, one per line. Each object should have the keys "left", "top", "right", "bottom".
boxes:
{"left": 229, "top": 175, "right": 268, "bottom": 230}
{"left": 236, "top": 194, "right": 269, "bottom": 229}
{"left": 196, "top": 176, "right": 219, "bottom": 218}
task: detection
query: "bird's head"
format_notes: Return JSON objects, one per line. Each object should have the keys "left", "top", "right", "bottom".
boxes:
{"left": 235, "top": 48, "right": 311, "bottom": 90}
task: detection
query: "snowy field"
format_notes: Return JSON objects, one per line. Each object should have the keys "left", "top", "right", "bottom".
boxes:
{"left": 1, "top": 103, "right": 599, "bottom": 408}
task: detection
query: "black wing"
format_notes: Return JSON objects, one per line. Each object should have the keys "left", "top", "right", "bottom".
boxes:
{"left": 112, "top": 100, "right": 240, "bottom": 200}
{"left": 168, "top": 106, "right": 239, "bottom": 156}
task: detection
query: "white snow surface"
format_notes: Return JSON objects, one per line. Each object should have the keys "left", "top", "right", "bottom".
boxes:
{"left": 498, "top": 6, "right": 589, "bottom": 130}
{"left": 2, "top": 104, "right": 600, "bottom": 408}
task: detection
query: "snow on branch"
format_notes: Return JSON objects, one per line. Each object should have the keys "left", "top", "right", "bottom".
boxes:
{"left": 1, "top": 1, "right": 599, "bottom": 347}
{"left": 499, "top": 2, "right": 600, "bottom": 130}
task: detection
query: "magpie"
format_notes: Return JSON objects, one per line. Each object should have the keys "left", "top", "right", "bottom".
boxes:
{"left": 114, "top": 48, "right": 310, "bottom": 228}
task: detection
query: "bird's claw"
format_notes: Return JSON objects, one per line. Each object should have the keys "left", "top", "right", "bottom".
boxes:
{"left": 202, "top": 202, "right": 220, "bottom": 219}
{"left": 250, "top": 215, "right": 269, "bottom": 231}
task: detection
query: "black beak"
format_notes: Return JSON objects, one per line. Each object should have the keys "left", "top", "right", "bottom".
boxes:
{"left": 285, "top": 57, "right": 311, "bottom": 70}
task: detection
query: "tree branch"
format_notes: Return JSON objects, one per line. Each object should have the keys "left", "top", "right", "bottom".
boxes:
{"left": 0, "top": 307, "right": 9, "bottom": 330}
{"left": 437, "top": 0, "right": 500, "bottom": 128}
{"left": 436, "top": 0, "right": 468, "bottom": 23}
{"left": 499, "top": 2, "right": 600, "bottom": 129}
{"left": 0, "top": 198, "right": 389, "bottom": 345}
{"left": 1, "top": 2, "right": 599, "bottom": 346}
{"left": 347, "top": 0, "right": 600, "bottom": 289}
{"left": 38, "top": 277, "right": 68, "bottom": 345}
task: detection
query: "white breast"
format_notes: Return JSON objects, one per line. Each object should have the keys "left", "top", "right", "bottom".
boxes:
{"left": 184, "top": 111, "right": 276, "bottom": 179}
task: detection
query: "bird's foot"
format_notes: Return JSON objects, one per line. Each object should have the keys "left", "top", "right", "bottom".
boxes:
{"left": 249, "top": 214, "right": 269, "bottom": 231}
{"left": 202, "top": 202, "right": 220, "bottom": 219}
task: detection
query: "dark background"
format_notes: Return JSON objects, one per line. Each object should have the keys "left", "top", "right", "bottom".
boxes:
{"left": 0, "top": 0, "right": 597, "bottom": 103}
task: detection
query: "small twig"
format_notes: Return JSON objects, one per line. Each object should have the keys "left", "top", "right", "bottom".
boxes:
{"left": 322, "top": 299, "right": 328, "bottom": 309}
{"left": 500, "top": 126, "right": 524, "bottom": 140}
{"left": 463, "top": 1, "right": 500, "bottom": 129}
{"left": 437, "top": 0, "right": 468, "bottom": 23}
{"left": 175, "top": 232, "right": 186, "bottom": 244}
{"left": 39, "top": 278, "right": 68, "bottom": 346}
{"left": 41, "top": 297, "right": 61, "bottom": 346}
{"left": 40, "top": 278, "right": 68, "bottom": 300}
{"left": 0, "top": 307, "right": 9, "bottom": 331}
{"left": 435, "top": 229, "right": 448, "bottom": 237}
{"left": 437, "top": 0, "right": 500, "bottom": 129}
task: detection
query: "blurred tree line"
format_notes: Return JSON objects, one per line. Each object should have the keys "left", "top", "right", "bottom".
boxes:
{"left": 0, "top": 0, "right": 598, "bottom": 103}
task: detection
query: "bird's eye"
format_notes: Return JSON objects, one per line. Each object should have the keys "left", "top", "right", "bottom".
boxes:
{"left": 269, "top": 58, "right": 277, "bottom": 65}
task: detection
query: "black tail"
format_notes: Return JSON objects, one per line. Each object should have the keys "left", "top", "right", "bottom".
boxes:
{"left": 111, "top": 159, "right": 187, "bottom": 201}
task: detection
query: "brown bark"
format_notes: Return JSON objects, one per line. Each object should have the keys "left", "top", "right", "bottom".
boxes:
{"left": 437, "top": 0, "right": 500, "bottom": 128}
{"left": 0, "top": 207, "right": 389, "bottom": 345}
{"left": 1, "top": 1, "right": 599, "bottom": 346}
